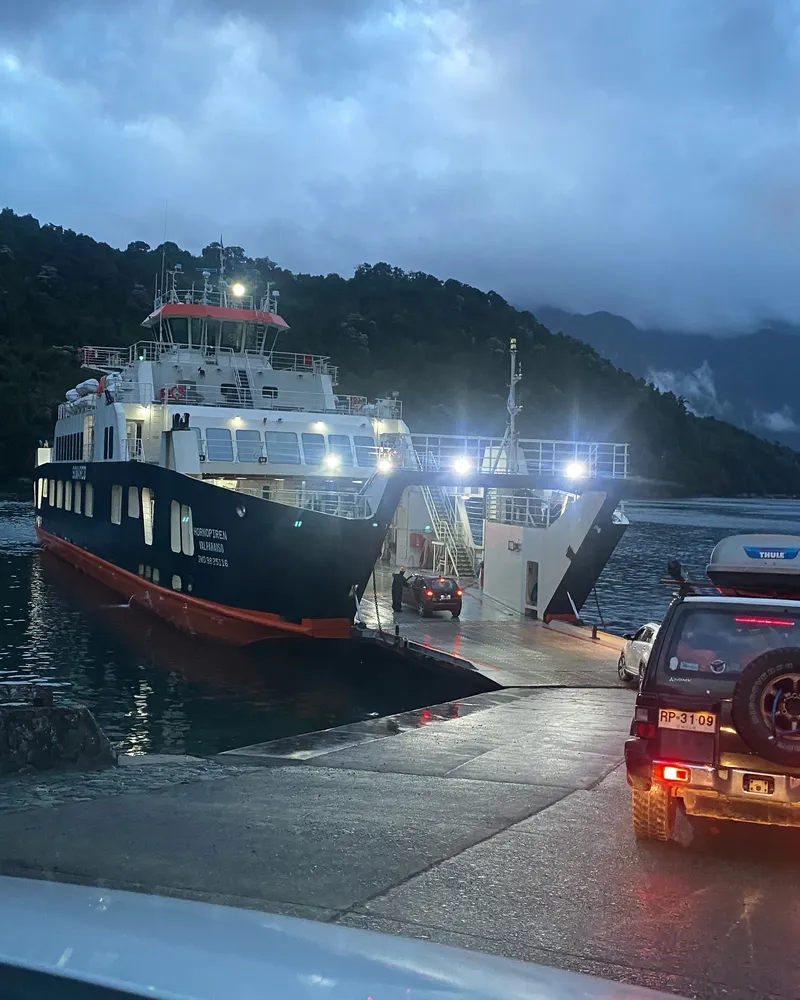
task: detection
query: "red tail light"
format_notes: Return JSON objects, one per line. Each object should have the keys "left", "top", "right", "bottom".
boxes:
{"left": 735, "top": 616, "right": 794, "bottom": 627}
{"left": 456, "top": 589, "right": 463, "bottom": 597}
{"left": 634, "top": 721, "right": 656, "bottom": 739}
{"left": 425, "top": 589, "right": 434, "bottom": 597}
{"left": 658, "top": 764, "right": 690, "bottom": 783}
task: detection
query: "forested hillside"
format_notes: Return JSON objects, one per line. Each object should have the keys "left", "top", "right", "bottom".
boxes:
{"left": 2, "top": 207, "right": 799, "bottom": 496}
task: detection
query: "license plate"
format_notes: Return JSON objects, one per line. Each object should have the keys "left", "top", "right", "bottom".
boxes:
{"left": 658, "top": 709, "right": 716, "bottom": 733}
{"left": 743, "top": 774, "right": 774, "bottom": 795}
{"left": 439, "top": 594, "right": 450, "bottom": 601}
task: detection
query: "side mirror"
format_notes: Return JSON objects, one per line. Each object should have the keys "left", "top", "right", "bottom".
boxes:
{"left": 622, "top": 633, "right": 634, "bottom": 641}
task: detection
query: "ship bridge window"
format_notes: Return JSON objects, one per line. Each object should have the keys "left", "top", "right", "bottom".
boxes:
{"left": 111, "top": 485, "right": 122, "bottom": 524}
{"left": 262, "top": 386, "right": 278, "bottom": 400}
{"left": 205, "top": 428, "right": 234, "bottom": 462}
{"left": 265, "top": 431, "right": 300, "bottom": 465}
{"left": 220, "top": 321, "right": 240, "bottom": 351}
{"left": 301, "top": 433, "right": 326, "bottom": 465}
{"left": 329, "top": 435, "right": 354, "bottom": 467}
{"left": 235, "top": 430, "right": 262, "bottom": 462}
{"left": 354, "top": 435, "right": 377, "bottom": 467}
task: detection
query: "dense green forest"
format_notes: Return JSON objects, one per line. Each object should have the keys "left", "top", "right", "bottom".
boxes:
{"left": 1, "top": 206, "right": 799, "bottom": 495}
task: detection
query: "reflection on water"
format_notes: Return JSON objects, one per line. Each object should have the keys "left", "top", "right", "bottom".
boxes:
{"left": 585, "top": 498, "right": 800, "bottom": 634}
{"left": 0, "top": 495, "right": 481, "bottom": 755}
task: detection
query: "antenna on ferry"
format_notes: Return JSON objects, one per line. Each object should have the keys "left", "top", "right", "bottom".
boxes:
{"left": 491, "top": 337, "right": 523, "bottom": 473}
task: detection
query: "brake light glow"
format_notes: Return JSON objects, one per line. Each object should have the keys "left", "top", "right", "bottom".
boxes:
{"left": 659, "top": 764, "right": 690, "bottom": 783}
{"left": 425, "top": 589, "right": 434, "bottom": 597}
{"left": 735, "top": 616, "right": 795, "bottom": 626}
{"left": 634, "top": 721, "right": 656, "bottom": 739}
{"left": 456, "top": 589, "right": 463, "bottom": 597}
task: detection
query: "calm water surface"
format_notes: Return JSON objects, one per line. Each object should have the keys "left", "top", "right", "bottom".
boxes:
{"left": 3, "top": 493, "right": 797, "bottom": 754}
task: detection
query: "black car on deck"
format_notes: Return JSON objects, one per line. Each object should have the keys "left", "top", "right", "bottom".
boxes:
{"left": 402, "top": 574, "right": 463, "bottom": 618}
{"left": 626, "top": 534, "right": 800, "bottom": 841}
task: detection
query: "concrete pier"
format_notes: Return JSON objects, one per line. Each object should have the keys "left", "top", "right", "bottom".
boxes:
{"left": 0, "top": 579, "right": 796, "bottom": 1000}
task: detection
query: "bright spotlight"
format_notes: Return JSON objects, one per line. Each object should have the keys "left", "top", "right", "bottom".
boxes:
{"left": 323, "top": 453, "right": 341, "bottom": 471}
{"left": 564, "top": 460, "right": 587, "bottom": 479}
{"left": 377, "top": 457, "right": 393, "bottom": 474}
{"left": 452, "top": 457, "right": 472, "bottom": 475}
{"left": 231, "top": 282, "right": 246, "bottom": 297}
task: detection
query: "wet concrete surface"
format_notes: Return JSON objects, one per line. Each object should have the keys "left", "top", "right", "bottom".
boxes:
{"left": 0, "top": 676, "right": 797, "bottom": 999}
{"left": 0, "top": 578, "right": 796, "bottom": 999}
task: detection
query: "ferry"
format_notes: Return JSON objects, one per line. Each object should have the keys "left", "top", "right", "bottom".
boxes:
{"left": 33, "top": 263, "right": 408, "bottom": 642}
{"left": 33, "top": 259, "right": 633, "bottom": 642}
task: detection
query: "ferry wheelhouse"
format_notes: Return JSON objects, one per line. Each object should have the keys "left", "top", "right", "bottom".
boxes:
{"left": 33, "top": 266, "right": 408, "bottom": 643}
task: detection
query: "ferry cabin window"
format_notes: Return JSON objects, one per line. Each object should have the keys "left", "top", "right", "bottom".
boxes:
{"left": 235, "top": 430, "right": 262, "bottom": 462}
{"left": 64, "top": 481, "right": 72, "bottom": 511}
{"left": 56, "top": 481, "right": 64, "bottom": 509}
{"left": 49, "top": 479, "right": 55, "bottom": 505}
{"left": 103, "top": 425, "right": 115, "bottom": 460}
{"left": 354, "top": 435, "right": 377, "bottom": 467}
{"left": 85, "top": 482, "right": 94, "bottom": 517}
{"left": 301, "top": 433, "right": 326, "bottom": 465}
{"left": 74, "top": 481, "right": 82, "bottom": 515}
{"left": 220, "top": 321, "right": 240, "bottom": 351}
{"left": 128, "top": 486, "right": 140, "bottom": 519}
{"left": 265, "top": 431, "right": 301, "bottom": 464}
{"left": 42, "top": 479, "right": 48, "bottom": 500}
{"left": 111, "top": 485, "right": 123, "bottom": 525}
{"left": 36, "top": 479, "right": 44, "bottom": 508}
{"left": 205, "top": 428, "right": 234, "bottom": 462}
{"left": 329, "top": 434, "right": 354, "bottom": 467}
{"left": 181, "top": 505, "right": 194, "bottom": 556}
{"left": 142, "top": 488, "right": 154, "bottom": 545}
{"left": 170, "top": 501, "right": 181, "bottom": 553}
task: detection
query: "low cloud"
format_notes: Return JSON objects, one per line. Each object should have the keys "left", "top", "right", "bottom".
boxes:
{"left": 753, "top": 406, "right": 800, "bottom": 433}
{"left": 647, "top": 361, "right": 726, "bottom": 417}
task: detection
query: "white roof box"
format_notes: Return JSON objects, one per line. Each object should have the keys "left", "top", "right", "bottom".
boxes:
{"left": 707, "top": 534, "right": 800, "bottom": 596}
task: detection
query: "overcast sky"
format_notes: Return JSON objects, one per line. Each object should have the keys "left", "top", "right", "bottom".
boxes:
{"left": 2, "top": 0, "right": 800, "bottom": 329}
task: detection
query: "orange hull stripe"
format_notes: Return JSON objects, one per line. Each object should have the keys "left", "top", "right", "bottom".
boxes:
{"left": 36, "top": 527, "right": 352, "bottom": 644}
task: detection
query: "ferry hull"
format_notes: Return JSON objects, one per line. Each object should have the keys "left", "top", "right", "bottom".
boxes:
{"left": 34, "top": 462, "right": 394, "bottom": 644}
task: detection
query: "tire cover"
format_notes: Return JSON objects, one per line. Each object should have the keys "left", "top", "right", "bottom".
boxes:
{"left": 732, "top": 647, "right": 800, "bottom": 766}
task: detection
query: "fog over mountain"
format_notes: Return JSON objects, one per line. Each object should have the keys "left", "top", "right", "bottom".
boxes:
{"left": 535, "top": 306, "right": 800, "bottom": 449}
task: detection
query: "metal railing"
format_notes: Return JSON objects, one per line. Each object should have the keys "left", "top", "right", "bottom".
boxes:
{"left": 485, "top": 492, "right": 575, "bottom": 530}
{"left": 110, "top": 380, "right": 401, "bottom": 417}
{"left": 119, "top": 438, "right": 145, "bottom": 462}
{"left": 234, "top": 486, "right": 373, "bottom": 519}
{"left": 409, "top": 434, "right": 630, "bottom": 479}
{"left": 80, "top": 343, "right": 340, "bottom": 383}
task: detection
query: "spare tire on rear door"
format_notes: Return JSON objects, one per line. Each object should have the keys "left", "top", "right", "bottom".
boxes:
{"left": 732, "top": 647, "right": 800, "bottom": 767}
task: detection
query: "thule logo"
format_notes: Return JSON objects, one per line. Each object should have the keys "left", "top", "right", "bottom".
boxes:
{"left": 743, "top": 546, "right": 800, "bottom": 560}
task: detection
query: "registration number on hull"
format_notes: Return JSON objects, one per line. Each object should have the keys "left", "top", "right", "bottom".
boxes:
{"left": 658, "top": 709, "right": 716, "bottom": 733}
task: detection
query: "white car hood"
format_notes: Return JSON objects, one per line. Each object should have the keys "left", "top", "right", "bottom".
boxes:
{"left": 0, "top": 875, "right": 679, "bottom": 1000}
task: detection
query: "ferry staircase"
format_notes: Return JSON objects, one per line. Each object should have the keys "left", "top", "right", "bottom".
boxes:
{"left": 421, "top": 484, "right": 477, "bottom": 578}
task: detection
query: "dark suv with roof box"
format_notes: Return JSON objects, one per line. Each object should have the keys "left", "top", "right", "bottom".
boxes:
{"left": 626, "top": 534, "right": 800, "bottom": 841}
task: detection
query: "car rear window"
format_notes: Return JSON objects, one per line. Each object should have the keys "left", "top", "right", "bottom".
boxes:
{"left": 425, "top": 578, "right": 457, "bottom": 594}
{"left": 656, "top": 607, "right": 800, "bottom": 695}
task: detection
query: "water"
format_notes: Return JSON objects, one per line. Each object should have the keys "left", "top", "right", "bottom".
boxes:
{"left": 5, "top": 493, "right": 800, "bottom": 754}
{"left": 0, "top": 493, "right": 481, "bottom": 756}
{"left": 584, "top": 498, "right": 800, "bottom": 633}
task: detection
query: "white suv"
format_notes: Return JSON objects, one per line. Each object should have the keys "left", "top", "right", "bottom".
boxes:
{"left": 618, "top": 622, "right": 660, "bottom": 683}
